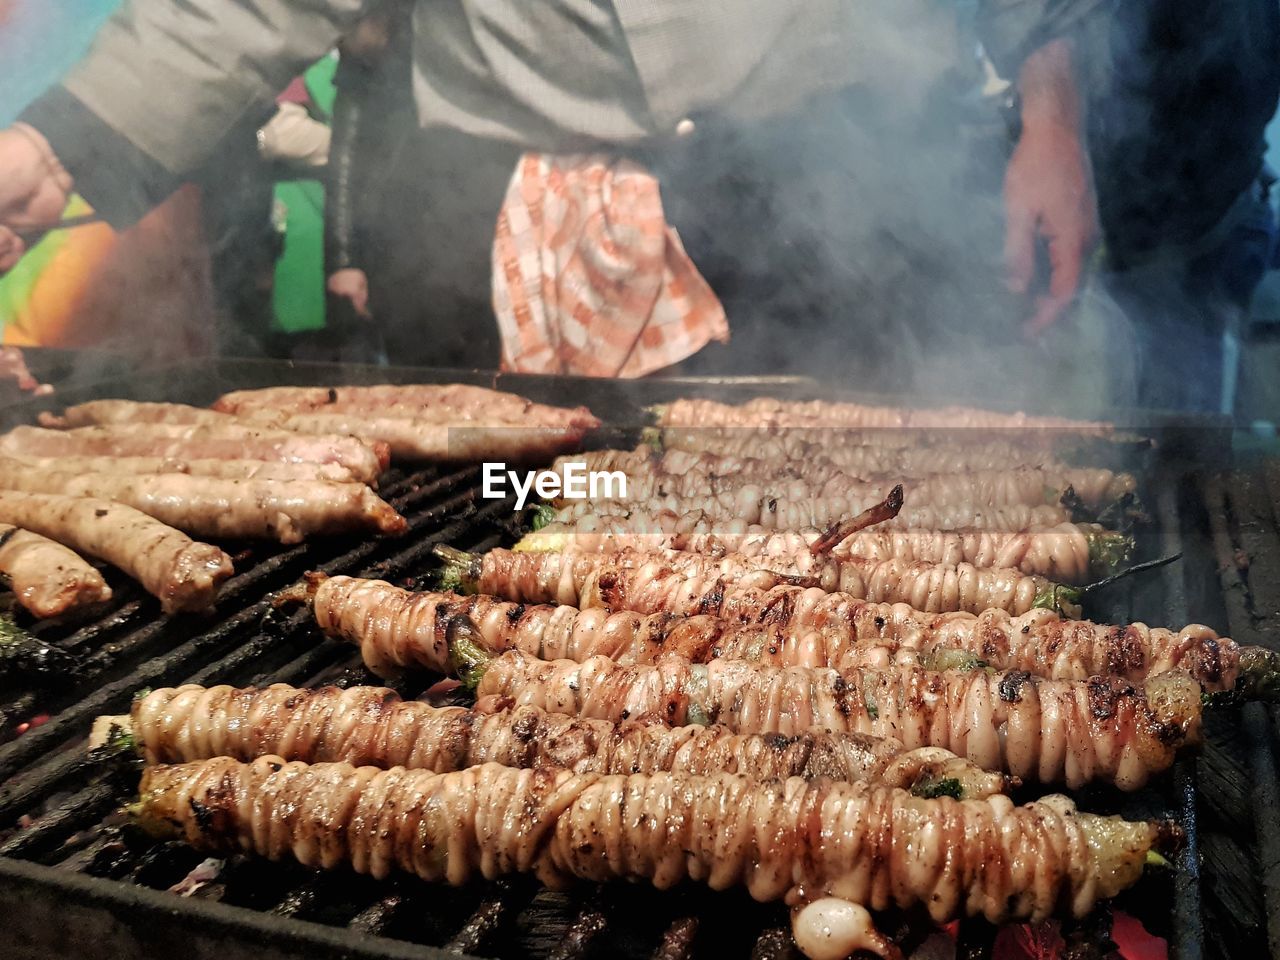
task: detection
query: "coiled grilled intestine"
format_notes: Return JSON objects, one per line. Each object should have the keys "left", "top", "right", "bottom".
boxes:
{"left": 477, "top": 653, "right": 1203, "bottom": 789}
{"left": 551, "top": 491, "right": 1069, "bottom": 532}
{"left": 520, "top": 515, "right": 1107, "bottom": 585}
{"left": 138, "top": 758, "right": 1161, "bottom": 934}
{"left": 313, "top": 576, "right": 686, "bottom": 676}
{"left": 561, "top": 449, "right": 1133, "bottom": 510}
{"left": 123, "top": 684, "right": 1008, "bottom": 798}
{"left": 310, "top": 577, "right": 1239, "bottom": 691}
{"left": 656, "top": 397, "right": 1112, "bottom": 435}
{"left": 657, "top": 426, "right": 1068, "bottom": 473}
{"left": 472, "top": 546, "right": 1074, "bottom": 617}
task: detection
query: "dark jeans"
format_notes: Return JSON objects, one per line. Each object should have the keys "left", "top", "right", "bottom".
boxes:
{"left": 360, "top": 127, "right": 519, "bottom": 369}
{"left": 200, "top": 152, "right": 281, "bottom": 358}
{"left": 1101, "top": 186, "right": 1276, "bottom": 413}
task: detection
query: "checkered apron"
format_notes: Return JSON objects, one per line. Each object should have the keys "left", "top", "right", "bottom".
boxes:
{"left": 492, "top": 153, "right": 729, "bottom": 377}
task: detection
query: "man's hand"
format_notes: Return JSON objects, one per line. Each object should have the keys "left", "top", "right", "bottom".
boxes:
{"left": 1003, "top": 38, "right": 1098, "bottom": 336}
{"left": 328, "top": 267, "right": 371, "bottom": 317}
{"left": 0, "top": 124, "right": 74, "bottom": 273}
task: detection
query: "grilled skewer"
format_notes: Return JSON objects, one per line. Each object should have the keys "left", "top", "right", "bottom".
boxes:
{"left": 477, "top": 651, "right": 1201, "bottom": 790}
{"left": 44, "top": 395, "right": 600, "bottom": 463}
{"left": 556, "top": 447, "right": 1135, "bottom": 512}
{"left": 654, "top": 397, "right": 1112, "bottom": 435}
{"left": 518, "top": 512, "right": 1131, "bottom": 585}
{"left": 134, "top": 756, "right": 1171, "bottom": 959}
{"left": 550, "top": 492, "right": 1070, "bottom": 533}
{"left": 653, "top": 426, "right": 1082, "bottom": 475}
{"left": 302, "top": 576, "right": 1246, "bottom": 692}
{"left": 441, "top": 544, "right": 1083, "bottom": 617}
{"left": 95, "top": 684, "right": 1009, "bottom": 799}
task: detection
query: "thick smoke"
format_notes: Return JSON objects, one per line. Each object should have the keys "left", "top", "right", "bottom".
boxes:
{"left": 4, "top": 0, "right": 1266, "bottom": 421}
{"left": 648, "top": 1, "right": 1138, "bottom": 418}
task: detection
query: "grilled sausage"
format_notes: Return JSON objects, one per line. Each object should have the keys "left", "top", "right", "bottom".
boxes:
{"left": 0, "top": 459, "right": 405, "bottom": 543}
{"left": 213, "top": 384, "right": 599, "bottom": 429}
{"left": 3, "top": 454, "right": 358, "bottom": 484}
{"left": 0, "top": 524, "right": 111, "bottom": 617}
{"left": 0, "top": 424, "right": 386, "bottom": 484}
{"left": 43, "top": 400, "right": 232, "bottom": 429}
{"left": 0, "top": 492, "right": 231, "bottom": 612}
{"left": 237, "top": 411, "right": 593, "bottom": 462}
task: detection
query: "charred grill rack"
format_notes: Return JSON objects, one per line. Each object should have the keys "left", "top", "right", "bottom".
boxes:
{"left": 0, "top": 359, "right": 1246, "bottom": 960}
{"left": 1197, "top": 465, "right": 1280, "bottom": 957}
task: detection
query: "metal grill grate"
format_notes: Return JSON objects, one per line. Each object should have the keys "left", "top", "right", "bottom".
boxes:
{"left": 0, "top": 362, "right": 1243, "bottom": 960}
{"left": 1197, "top": 465, "right": 1280, "bottom": 957}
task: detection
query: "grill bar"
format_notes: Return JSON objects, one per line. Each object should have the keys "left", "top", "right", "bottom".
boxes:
{"left": 1172, "top": 761, "right": 1205, "bottom": 960}
{"left": 1151, "top": 473, "right": 1205, "bottom": 960}
{"left": 1244, "top": 704, "right": 1280, "bottom": 955}
{"left": 0, "top": 779, "right": 122, "bottom": 862}
{"left": 1200, "top": 467, "right": 1280, "bottom": 957}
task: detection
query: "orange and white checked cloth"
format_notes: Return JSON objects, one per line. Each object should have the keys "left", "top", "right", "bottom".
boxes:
{"left": 492, "top": 153, "right": 730, "bottom": 377}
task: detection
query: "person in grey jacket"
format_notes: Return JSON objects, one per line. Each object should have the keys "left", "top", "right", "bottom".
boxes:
{"left": 0, "top": 0, "right": 1102, "bottom": 350}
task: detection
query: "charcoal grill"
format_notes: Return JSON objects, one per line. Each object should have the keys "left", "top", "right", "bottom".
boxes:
{"left": 0, "top": 359, "right": 1259, "bottom": 960}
